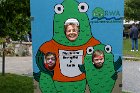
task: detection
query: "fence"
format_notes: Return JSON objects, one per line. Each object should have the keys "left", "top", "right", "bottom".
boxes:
{"left": 0, "top": 41, "right": 32, "bottom": 57}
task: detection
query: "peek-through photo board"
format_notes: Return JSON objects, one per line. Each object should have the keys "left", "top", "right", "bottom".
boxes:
{"left": 30, "top": 0, "right": 123, "bottom": 93}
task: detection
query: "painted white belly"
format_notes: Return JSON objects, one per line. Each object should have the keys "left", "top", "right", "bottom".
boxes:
{"left": 59, "top": 50, "right": 83, "bottom": 77}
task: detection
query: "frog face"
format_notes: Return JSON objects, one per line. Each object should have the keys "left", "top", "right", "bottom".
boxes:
{"left": 53, "top": 0, "right": 92, "bottom": 46}
{"left": 86, "top": 44, "right": 113, "bottom": 66}
{"left": 87, "top": 44, "right": 112, "bottom": 54}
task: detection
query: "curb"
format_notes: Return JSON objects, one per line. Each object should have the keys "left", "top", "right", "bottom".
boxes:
{"left": 123, "top": 56, "right": 140, "bottom": 61}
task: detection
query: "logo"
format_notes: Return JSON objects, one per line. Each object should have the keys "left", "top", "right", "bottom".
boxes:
{"left": 93, "top": 7, "right": 105, "bottom": 19}
{"left": 91, "top": 7, "right": 123, "bottom": 23}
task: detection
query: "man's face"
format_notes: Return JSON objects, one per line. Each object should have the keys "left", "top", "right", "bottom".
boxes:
{"left": 93, "top": 54, "right": 104, "bottom": 68}
{"left": 66, "top": 25, "right": 79, "bottom": 41}
{"left": 46, "top": 55, "right": 56, "bottom": 67}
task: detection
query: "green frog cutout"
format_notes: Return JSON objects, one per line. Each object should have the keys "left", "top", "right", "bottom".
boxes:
{"left": 79, "top": 44, "right": 122, "bottom": 93}
{"left": 34, "top": 0, "right": 122, "bottom": 93}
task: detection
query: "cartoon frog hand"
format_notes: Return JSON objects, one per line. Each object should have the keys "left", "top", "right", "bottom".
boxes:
{"left": 78, "top": 64, "right": 86, "bottom": 73}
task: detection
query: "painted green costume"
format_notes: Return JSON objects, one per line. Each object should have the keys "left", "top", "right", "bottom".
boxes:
{"left": 35, "top": 50, "right": 57, "bottom": 93}
{"left": 35, "top": 0, "right": 100, "bottom": 93}
{"left": 34, "top": 0, "right": 122, "bottom": 93}
{"left": 81, "top": 44, "right": 122, "bottom": 93}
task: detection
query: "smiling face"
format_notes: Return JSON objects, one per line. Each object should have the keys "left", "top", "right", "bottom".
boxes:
{"left": 65, "top": 24, "right": 79, "bottom": 41}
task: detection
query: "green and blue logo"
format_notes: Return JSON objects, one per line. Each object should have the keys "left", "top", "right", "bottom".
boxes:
{"left": 91, "top": 7, "right": 123, "bottom": 23}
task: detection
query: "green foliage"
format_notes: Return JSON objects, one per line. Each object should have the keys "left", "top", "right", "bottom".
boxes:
{"left": 0, "top": 73, "right": 33, "bottom": 93}
{"left": 0, "top": 0, "right": 30, "bottom": 41}
{"left": 125, "top": 0, "right": 140, "bottom": 21}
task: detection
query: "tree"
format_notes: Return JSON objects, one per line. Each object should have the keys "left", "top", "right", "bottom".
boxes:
{"left": 0, "top": 0, "right": 30, "bottom": 41}
{"left": 125, "top": 0, "right": 140, "bottom": 21}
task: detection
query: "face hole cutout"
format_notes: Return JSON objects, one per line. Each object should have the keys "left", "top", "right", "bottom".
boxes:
{"left": 105, "top": 45, "right": 112, "bottom": 53}
{"left": 92, "top": 50, "right": 104, "bottom": 69}
{"left": 44, "top": 52, "right": 56, "bottom": 70}
{"left": 54, "top": 4, "right": 64, "bottom": 14}
{"left": 65, "top": 23, "right": 79, "bottom": 42}
{"left": 78, "top": 3, "right": 88, "bottom": 12}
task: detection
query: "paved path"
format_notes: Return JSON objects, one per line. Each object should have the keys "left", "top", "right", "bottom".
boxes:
{"left": 0, "top": 57, "right": 33, "bottom": 76}
{"left": 1, "top": 57, "right": 140, "bottom": 93}
{"left": 122, "top": 60, "right": 140, "bottom": 93}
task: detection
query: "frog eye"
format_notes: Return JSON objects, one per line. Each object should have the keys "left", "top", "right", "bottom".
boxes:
{"left": 54, "top": 4, "right": 64, "bottom": 14}
{"left": 78, "top": 3, "right": 88, "bottom": 12}
{"left": 105, "top": 45, "right": 112, "bottom": 53}
{"left": 87, "top": 47, "right": 94, "bottom": 54}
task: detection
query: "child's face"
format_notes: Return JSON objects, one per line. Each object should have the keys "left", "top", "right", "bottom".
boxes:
{"left": 46, "top": 55, "right": 56, "bottom": 67}
{"left": 93, "top": 54, "right": 104, "bottom": 68}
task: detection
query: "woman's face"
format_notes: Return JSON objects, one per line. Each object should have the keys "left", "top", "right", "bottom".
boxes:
{"left": 65, "top": 25, "right": 79, "bottom": 41}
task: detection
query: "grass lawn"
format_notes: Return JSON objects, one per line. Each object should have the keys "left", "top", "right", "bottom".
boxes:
{"left": 0, "top": 73, "right": 129, "bottom": 93}
{"left": 123, "top": 38, "right": 140, "bottom": 57}
{"left": 0, "top": 73, "right": 34, "bottom": 93}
